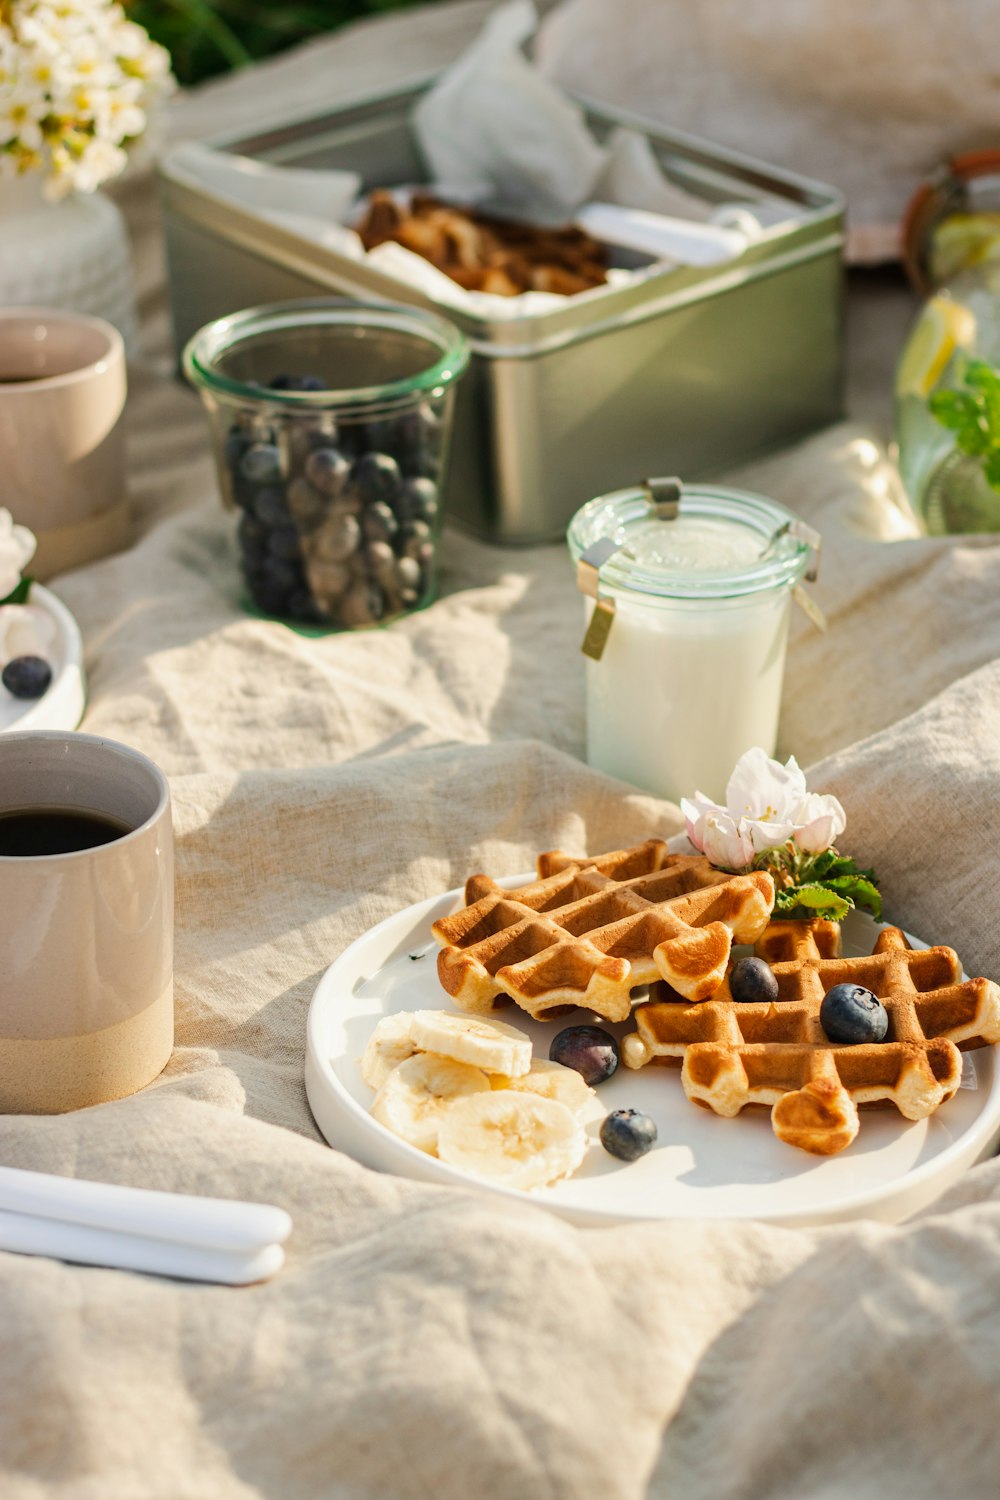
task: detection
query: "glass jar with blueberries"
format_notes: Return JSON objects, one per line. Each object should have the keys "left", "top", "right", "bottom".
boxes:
{"left": 183, "top": 299, "right": 468, "bottom": 628}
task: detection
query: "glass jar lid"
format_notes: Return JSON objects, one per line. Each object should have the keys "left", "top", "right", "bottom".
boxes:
{"left": 567, "top": 480, "right": 818, "bottom": 602}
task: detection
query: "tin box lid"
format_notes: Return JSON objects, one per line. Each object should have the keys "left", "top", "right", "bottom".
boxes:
{"left": 567, "top": 480, "right": 818, "bottom": 601}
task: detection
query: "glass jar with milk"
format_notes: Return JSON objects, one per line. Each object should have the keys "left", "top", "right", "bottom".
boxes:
{"left": 567, "top": 480, "right": 818, "bottom": 806}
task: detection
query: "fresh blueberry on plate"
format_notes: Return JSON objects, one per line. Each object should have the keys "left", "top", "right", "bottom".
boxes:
{"left": 820, "top": 983, "right": 889, "bottom": 1045}
{"left": 729, "top": 956, "right": 779, "bottom": 1004}
{"left": 600, "top": 1109, "right": 658, "bottom": 1161}
{"left": 2, "top": 655, "right": 52, "bottom": 699}
{"left": 549, "top": 1025, "right": 619, "bottom": 1086}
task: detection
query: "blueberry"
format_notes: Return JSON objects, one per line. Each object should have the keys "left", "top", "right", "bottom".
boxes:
{"left": 399, "top": 519, "right": 432, "bottom": 559}
{"left": 600, "top": 1109, "right": 658, "bottom": 1162}
{"left": 310, "top": 510, "right": 361, "bottom": 563}
{"left": 392, "top": 404, "right": 441, "bottom": 455}
{"left": 270, "top": 373, "right": 325, "bottom": 392}
{"left": 248, "top": 578, "right": 289, "bottom": 615}
{"left": 268, "top": 524, "right": 302, "bottom": 563}
{"left": 362, "top": 540, "right": 397, "bottom": 586}
{"left": 362, "top": 500, "right": 399, "bottom": 544}
{"left": 340, "top": 578, "right": 384, "bottom": 627}
{"left": 253, "top": 487, "right": 291, "bottom": 529}
{"left": 305, "top": 559, "right": 351, "bottom": 614}
{"left": 729, "top": 956, "right": 779, "bottom": 1005}
{"left": 285, "top": 476, "right": 326, "bottom": 531}
{"left": 305, "top": 446, "right": 350, "bottom": 498}
{"left": 361, "top": 418, "right": 395, "bottom": 454}
{"left": 240, "top": 443, "right": 282, "bottom": 485}
{"left": 394, "top": 555, "right": 421, "bottom": 594}
{"left": 285, "top": 586, "right": 325, "bottom": 622}
{"left": 549, "top": 1025, "right": 619, "bottom": 1086}
{"left": 2, "top": 655, "right": 52, "bottom": 699}
{"left": 350, "top": 451, "right": 401, "bottom": 507}
{"left": 224, "top": 429, "right": 249, "bottom": 471}
{"left": 237, "top": 513, "right": 268, "bottom": 560}
{"left": 401, "top": 448, "right": 440, "bottom": 481}
{"left": 398, "top": 476, "right": 439, "bottom": 525}
{"left": 820, "top": 983, "right": 889, "bottom": 1045}
{"left": 248, "top": 556, "right": 301, "bottom": 615}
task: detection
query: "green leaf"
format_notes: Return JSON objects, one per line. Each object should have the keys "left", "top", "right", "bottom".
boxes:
{"left": 824, "top": 874, "right": 883, "bottom": 919}
{"left": 964, "top": 359, "right": 1000, "bottom": 392}
{"left": 773, "top": 883, "right": 852, "bottom": 921}
{"left": 0, "top": 575, "right": 31, "bottom": 606}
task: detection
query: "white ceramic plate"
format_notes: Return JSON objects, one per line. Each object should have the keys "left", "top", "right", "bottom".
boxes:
{"left": 0, "top": 583, "right": 85, "bottom": 733}
{"left": 305, "top": 880, "right": 1000, "bottom": 1228}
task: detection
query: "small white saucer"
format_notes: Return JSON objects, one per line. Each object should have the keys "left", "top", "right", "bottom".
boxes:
{"left": 0, "top": 582, "right": 86, "bottom": 733}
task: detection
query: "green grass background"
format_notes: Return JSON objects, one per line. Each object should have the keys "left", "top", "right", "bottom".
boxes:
{"left": 131, "top": 0, "right": 442, "bottom": 86}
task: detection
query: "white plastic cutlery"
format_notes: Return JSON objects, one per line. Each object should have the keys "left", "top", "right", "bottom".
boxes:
{"left": 0, "top": 1208, "right": 287, "bottom": 1284}
{"left": 0, "top": 1167, "right": 292, "bottom": 1283}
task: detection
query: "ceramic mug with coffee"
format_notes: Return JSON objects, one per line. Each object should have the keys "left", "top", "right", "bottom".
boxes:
{"left": 0, "top": 731, "right": 173, "bottom": 1113}
{"left": 0, "top": 307, "right": 129, "bottom": 580}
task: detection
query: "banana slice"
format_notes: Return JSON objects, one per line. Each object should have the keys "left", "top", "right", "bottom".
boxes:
{"left": 409, "top": 1009, "right": 532, "bottom": 1078}
{"left": 437, "top": 1093, "right": 587, "bottom": 1191}
{"left": 506, "top": 1058, "right": 598, "bottom": 1120}
{"left": 360, "top": 1013, "right": 417, "bottom": 1091}
{"left": 371, "top": 1052, "right": 491, "bottom": 1154}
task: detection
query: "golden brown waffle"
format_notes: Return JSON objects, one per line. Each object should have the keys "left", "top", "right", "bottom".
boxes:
{"left": 356, "top": 190, "right": 609, "bottom": 297}
{"left": 432, "top": 840, "right": 775, "bottom": 1023}
{"left": 622, "top": 919, "right": 1000, "bottom": 1154}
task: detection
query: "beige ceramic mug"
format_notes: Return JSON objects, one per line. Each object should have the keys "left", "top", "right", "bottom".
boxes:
{"left": 0, "top": 307, "right": 129, "bottom": 580}
{"left": 0, "top": 731, "right": 173, "bottom": 1114}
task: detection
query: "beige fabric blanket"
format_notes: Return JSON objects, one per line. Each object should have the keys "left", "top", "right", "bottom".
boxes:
{"left": 4, "top": 6, "right": 1000, "bottom": 1497}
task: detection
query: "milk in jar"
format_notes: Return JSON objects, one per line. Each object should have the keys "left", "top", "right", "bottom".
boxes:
{"left": 567, "top": 484, "right": 817, "bottom": 805}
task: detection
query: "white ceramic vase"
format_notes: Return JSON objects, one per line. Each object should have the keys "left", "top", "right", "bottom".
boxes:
{"left": 0, "top": 174, "right": 138, "bottom": 354}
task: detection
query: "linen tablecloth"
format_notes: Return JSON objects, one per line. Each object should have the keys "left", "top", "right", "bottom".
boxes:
{"left": 4, "top": 6, "right": 1000, "bottom": 1497}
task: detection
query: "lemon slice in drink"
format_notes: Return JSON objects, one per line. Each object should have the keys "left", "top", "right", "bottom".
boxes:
{"left": 929, "top": 212, "right": 1000, "bottom": 285}
{"left": 895, "top": 294, "right": 977, "bottom": 398}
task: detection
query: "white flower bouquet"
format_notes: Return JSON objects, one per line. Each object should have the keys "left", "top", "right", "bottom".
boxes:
{"left": 0, "top": 509, "right": 55, "bottom": 668}
{"left": 682, "top": 747, "right": 883, "bottom": 922}
{"left": 0, "top": 0, "right": 173, "bottom": 198}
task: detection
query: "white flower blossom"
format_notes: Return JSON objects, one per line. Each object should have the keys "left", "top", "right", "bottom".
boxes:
{"left": 0, "top": 0, "right": 174, "bottom": 195}
{"left": 0, "top": 509, "right": 37, "bottom": 600}
{"left": 681, "top": 747, "right": 847, "bottom": 869}
{"left": 0, "top": 603, "right": 56, "bottom": 666}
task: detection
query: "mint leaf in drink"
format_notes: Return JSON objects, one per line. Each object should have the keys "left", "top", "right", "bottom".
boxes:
{"left": 963, "top": 358, "right": 1000, "bottom": 393}
{"left": 930, "top": 359, "right": 1000, "bottom": 487}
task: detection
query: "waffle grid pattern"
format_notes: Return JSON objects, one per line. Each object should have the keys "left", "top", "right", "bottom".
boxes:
{"left": 432, "top": 840, "right": 774, "bottom": 1022}
{"left": 623, "top": 921, "right": 1000, "bottom": 1153}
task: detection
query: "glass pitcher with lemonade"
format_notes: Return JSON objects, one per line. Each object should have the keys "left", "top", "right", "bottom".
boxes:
{"left": 895, "top": 151, "right": 1000, "bottom": 534}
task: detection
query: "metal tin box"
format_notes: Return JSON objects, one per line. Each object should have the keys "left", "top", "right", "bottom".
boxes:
{"left": 161, "top": 78, "right": 845, "bottom": 544}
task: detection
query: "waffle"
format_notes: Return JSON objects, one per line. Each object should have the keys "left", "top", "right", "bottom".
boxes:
{"left": 432, "top": 839, "right": 775, "bottom": 1023}
{"left": 622, "top": 919, "right": 1000, "bottom": 1154}
{"left": 356, "top": 190, "right": 609, "bottom": 297}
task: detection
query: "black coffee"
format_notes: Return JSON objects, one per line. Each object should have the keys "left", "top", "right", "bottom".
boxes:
{"left": 0, "top": 807, "right": 132, "bottom": 856}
